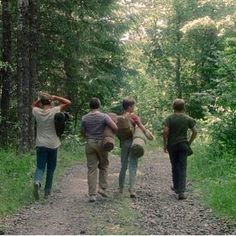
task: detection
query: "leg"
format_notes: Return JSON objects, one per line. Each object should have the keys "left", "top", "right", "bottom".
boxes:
{"left": 33, "top": 147, "right": 47, "bottom": 200}
{"left": 168, "top": 147, "right": 178, "bottom": 192}
{"left": 45, "top": 148, "right": 58, "bottom": 195}
{"left": 86, "top": 143, "right": 98, "bottom": 196}
{"left": 98, "top": 148, "right": 109, "bottom": 191}
{"left": 119, "top": 139, "right": 132, "bottom": 189}
{"left": 34, "top": 147, "right": 47, "bottom": 184}
{"left": 128, "top": 152, "right": 138, "bottom": 192}
{"left": 175, "top": 143, "right": 188, "bottom": 195}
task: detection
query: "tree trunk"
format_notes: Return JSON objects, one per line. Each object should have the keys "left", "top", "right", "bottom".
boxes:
{"left": 0, "top": 0, "right": 12, "bottom": 147}
{"left": 175, "top": 13, "right": 182, "bottom": 99}
{"left": 28, "top": 0, "right": 38, "bottom": 149}
{"left": 17, "top": 0, "right": 31, "bottom": 154}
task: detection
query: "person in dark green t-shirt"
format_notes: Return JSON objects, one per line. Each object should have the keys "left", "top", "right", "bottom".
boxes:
{"left": 163, "top": 99, "right": 197, "bottom": 200}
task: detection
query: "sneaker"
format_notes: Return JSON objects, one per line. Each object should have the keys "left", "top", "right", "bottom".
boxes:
{"left": 178, "top": 193, "right": 187, "bottom": 200}
{"left": 118, "top": 187, "right": 123, "bottom": 194}
{"left": 44, "top": 191, "right": 51, "bottom": 199}
{"left": 33, "top": 182, "right": 40, "bottom": 200}
{"left": 89, "top": 195, "right": 96, "bottom": 202}
{"left": 128, "top": 188, "right": 136, "bottom": 198}
{"left": 98, "top": 188, "right": 108, "bottom": 197}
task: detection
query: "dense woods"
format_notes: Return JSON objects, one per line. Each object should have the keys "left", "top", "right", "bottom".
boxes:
{"left": 0, "top": 0, "right": 235, "bottom": 152}
{"left": 0, "top": 0, "right": 235, "bottom": 219}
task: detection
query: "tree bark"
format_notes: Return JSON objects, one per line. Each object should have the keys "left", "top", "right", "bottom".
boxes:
{"left": 17, "top": 0, "right": 31, "bottom": 154}
{"left": 0, "top": 0, "right": 12, "bottom": 147}
{"left": 28, "top": 0, "right": 38, "bottom": 149}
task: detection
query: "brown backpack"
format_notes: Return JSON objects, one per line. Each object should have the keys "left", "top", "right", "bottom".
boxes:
{"left": 116, "top": 115, "right": 134, "bottom": 141}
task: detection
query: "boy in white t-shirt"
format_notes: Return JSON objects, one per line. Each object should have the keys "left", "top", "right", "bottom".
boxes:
{"left": 32, "top": 94, "right": 71, "bottom": 200}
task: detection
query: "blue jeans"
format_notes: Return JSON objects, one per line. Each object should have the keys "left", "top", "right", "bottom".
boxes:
{"left": 34, "top": 146, "right": 58, "bottom": 193}
{"left": 119, "top": 138, "right": 138, "bottom": 190}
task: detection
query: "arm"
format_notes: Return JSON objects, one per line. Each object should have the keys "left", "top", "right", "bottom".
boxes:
{"left": 51, "top": 95, "right": 71, "bottom": 111}
{"left": 108, "top": 120, "right": 118, "bottom": 133}
{"left": 134, "top": 115, "right": 155, "bottom": 140}
{"left": 163, "top": 126, "right": 169, "bottom": 153}
{"left": 80, "top": 120, "right": 86, "bottom": 138}
{"left": 189, "top": 127, "right": 197, "bottom": 145}
{"left": 32, "top": 99, "right": 41, "bottom": 108}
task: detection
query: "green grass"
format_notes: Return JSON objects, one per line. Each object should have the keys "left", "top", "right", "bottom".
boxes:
{"left": 188, "top": 142, "right": 236, "bottom": 222}
{"left": 0, "top": 143, "right": 85, "bottom": 217}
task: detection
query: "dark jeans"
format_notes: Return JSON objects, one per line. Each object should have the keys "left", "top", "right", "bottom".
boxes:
{"left": 34, "top": 146, "right": 58, "bottom": 193}
{"left": 168, "top": 142, "right": 188, "bottom": 194}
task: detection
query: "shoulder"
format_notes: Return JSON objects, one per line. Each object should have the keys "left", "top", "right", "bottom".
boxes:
{"left": 52, "top": 106, "right": 61, "bottom": 113}
{"left": 32, "top": 107, "right": 42, "bottom": 115}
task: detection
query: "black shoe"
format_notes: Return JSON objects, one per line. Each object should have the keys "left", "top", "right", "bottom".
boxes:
{"left": 33, "top": 182, "right": 40, "bottom": 200}
{"left": 128, "top": 188, "right": 136, "bottom": 198}
{"left": 178, "top": 193, "right": 187, "bottom": 200}
{"left": 44, "top": 191, "right": 51, "bottom": 199}
{"left": 89, "top": 195, "right": 96, "bottom": 202}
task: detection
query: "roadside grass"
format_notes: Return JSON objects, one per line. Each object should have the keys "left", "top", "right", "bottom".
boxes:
{"left": 188, "top": 142, "right": 236, "bottom": 222}
{"left": 0, "top": 142, "right": 85, "bottom": 217}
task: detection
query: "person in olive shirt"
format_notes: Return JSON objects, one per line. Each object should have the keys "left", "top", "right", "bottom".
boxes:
{"left": 163, "top": 99, "right": 197, "bottom": 200}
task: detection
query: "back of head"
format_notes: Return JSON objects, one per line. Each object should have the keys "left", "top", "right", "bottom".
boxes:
{"left": 89, "top": 97, "right": 101, "bottom": 109}
{"left": 122, "top": 98, "right": 135, "bottom": 110}
{"left": 40, "top": 95, "right": 51, "bottom": 106}
{"left": 173, "top": 98, "right": 185, "bottom": 112}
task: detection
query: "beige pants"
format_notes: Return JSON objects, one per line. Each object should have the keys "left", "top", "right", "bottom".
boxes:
{"left": 85, "top": 140, "right": 109, "bottom": 196}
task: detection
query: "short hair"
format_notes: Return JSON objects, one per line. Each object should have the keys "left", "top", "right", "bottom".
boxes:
{"left": 40, "top": 95, "right": 51, "bottom": 106}
{"left": 89, "top": 97, "right": 101, "bottom": 109}
{"left": 173, "top": 98, "right": 185, "bottom": 111}
{"left": 122, "top": 98, "right": 135, "bottom": 110}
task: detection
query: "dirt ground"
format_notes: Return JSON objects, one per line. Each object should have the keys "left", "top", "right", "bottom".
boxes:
{"left": 1, "top": 150, "right": 236, "bottom": 235}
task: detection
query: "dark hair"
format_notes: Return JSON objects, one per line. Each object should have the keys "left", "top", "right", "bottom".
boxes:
{"left": 173, "top": 98, "right": 185, "bottom": 111}
{"left": 122, "top": 98, "right": 135, "bottom": 110}
{"left": 40, "top": 96, "right": 51, "bottom": 106}
{"left": 89, "top": 97, "right": 101, "bottom": 109}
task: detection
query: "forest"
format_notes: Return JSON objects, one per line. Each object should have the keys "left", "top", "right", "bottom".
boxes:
{"left": 0, "top": 0, "right": 236, "bottom": 225}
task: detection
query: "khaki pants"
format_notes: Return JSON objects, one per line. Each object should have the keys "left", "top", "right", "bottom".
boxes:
{"left": 85, "top": 140, "right": 109, "bottom": 196}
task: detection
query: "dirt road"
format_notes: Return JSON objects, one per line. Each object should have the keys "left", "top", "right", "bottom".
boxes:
{"left": 1, "top": 150, "right": 235, "bottom": 234}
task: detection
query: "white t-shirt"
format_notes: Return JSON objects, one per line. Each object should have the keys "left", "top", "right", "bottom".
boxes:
{"left": 32, "top": 106, "right": 61, "bottom": 149}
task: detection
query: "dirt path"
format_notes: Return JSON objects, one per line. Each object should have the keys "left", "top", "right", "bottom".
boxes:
{"left": 1, "top": 150, "right": 236, "bottom": 235}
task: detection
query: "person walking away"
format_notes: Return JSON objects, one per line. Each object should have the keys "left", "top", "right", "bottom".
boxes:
{"left": 80, "top": 97, "right": 118, "bottom": 202}
{"left": 118, "top": 98, "right": 154, "bottom": 198}
{"left": 163, "top": 98, "right": 197, "bottom": 200}
{"left": 32, "top": 94, "right": 71, "bottom": 200}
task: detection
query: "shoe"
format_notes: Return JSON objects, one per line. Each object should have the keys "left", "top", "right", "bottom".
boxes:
{"left": 44, "top": 191, "right": 51, "bottom": 199}
{"left": 98, "top": 188, "right": 108, "bottom": 197}
{"left": 171, "top": 186, "right": 176, "bottom": 192}
{"left": 33, "top": 182, "right": 40, "bottom": 200}
{"left": 89, "top": 195, "right": 96, "bottom": 202}
{"left": 128, "top": 188, "right": 136, "bottom": 198}
{"left": 118, "top": 187, "right": 123, "bottom": 194}
{"left": 178, "top": 193, "right": 187, "bottom": 200}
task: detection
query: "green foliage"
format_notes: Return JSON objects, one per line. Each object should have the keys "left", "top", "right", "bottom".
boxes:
{"left": 189, "top": 141, "right": 236, "bottom": 220}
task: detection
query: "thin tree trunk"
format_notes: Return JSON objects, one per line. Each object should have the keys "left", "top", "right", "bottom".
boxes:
{"left": 175, "top": 13, "right": 182, "bottom": 99}
{"left": 0, "top": 0, "right": 12, "bottom": 147}
{"left": 28, "top": 0, "right": 38, "bottom": 149}
{"left": 17, "top": 0, "right": 31, "bottom": 154}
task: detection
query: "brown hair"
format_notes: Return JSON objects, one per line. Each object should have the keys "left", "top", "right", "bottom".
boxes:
{"left": 173, "top": 98, "right": 185, "bottom": 111}
{"left": 40, "top": 95, "right": 51, "bottom": 106}
{"left": 122, "top": 98, "right": 135, "bottom": 110}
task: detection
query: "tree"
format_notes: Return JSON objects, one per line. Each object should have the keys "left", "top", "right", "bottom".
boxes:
{"left": 17, "top": 0, "right": 38, "bottom": 153}
{"left": 0, "top": 0, "right": 12, "bottom": 147}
